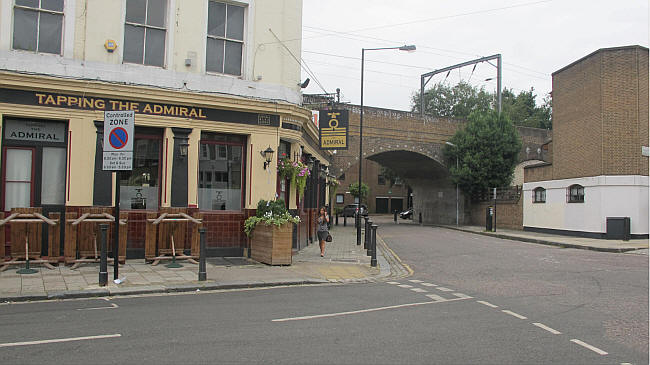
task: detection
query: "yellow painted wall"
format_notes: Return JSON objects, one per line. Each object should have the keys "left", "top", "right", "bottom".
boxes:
{"left": 79, "top": 0, "right": 125, "bottom": 64}
{"left": 67, "top": 117, "right": 96, "bottom": 206}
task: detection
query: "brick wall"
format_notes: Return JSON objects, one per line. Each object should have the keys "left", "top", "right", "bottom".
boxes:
{"left": 551, "top": 46, "right": 649, "bottom": 180}
{"left": 469, "top": 199, "right": 523, "bottom": 230}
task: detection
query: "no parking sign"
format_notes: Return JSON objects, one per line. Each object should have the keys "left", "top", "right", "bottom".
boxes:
{"left": 103, "top": 111, "right": 134, "bottom": 171}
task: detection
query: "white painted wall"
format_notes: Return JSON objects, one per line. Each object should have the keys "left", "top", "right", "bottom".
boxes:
{"left": 523, "top": 175, "right": 649, "bottom": 235}
{"left": 0, "top": 0, "right": 302, "bottom": 104}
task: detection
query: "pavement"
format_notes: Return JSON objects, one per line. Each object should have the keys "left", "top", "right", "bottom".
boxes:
{"left": 1, "top": 217, "right": 646, "bottom": 302}
{"left": 0, "top": 223, "right": 410, "bottom": 303}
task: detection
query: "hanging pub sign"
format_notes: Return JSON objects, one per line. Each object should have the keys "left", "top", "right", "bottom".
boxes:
{"left": 319, "top": 109, "right": 348, "bottom": 150}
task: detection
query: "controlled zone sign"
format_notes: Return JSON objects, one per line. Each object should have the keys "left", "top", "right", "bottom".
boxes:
{"left": 319, "top": 110, "right": 348, "bottom": 150}
{"left": 103, "top": 110, "right": 134, "bottom": 170}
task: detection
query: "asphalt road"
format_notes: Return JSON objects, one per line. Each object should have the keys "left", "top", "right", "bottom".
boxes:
{"left": 0, "top": 222, "right": 647, "bottom": 364}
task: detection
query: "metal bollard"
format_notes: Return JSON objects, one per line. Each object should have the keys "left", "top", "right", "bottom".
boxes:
{"left": 363, "top": 216, "right": 370, "bottom": 249}
{"left": 198, "top": 228, "right": 206, "bottom": 281}
{"left": 343, "top": 215, "right": 347, "bottom": 227}
{"left": 335, "top": 213, "right": 339, "bottom": 226}
{"left": 99, "top": 224, "right": 108, "bottom": 286}
{"left": 394, "top": 210, "right": 398, "bottom": 222}
{"left": 366, "top": 219, "right": 373, "bottom": 256}
{"left": 370, "top": 224, "right": 378, "bottom": 267}
{"left": 419, "top": 212, "right": 422, "bottom": 225}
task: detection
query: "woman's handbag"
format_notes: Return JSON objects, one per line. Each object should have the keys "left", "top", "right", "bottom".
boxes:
{"left": 326, "top": 233, "right": 332, "bottom": 242}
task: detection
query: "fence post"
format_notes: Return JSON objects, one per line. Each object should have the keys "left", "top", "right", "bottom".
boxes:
{"left": 99, "top": 224, "right": 108, "bottom": 286}
{"left": 198, "top": 228, "right": 206, "bottom": 281}
{"left": 370, "top": 224, "right": 378, "bottom": 267}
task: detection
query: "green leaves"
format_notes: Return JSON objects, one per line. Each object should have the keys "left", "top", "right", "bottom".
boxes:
{"left": 443, "top": 110, "right": 521, "bottom": 200}
{"left": 246, "top": 199, "right": 300, "bottom": 237}
{"left": 348, "top": 182, "right": 370, "bottom": 200}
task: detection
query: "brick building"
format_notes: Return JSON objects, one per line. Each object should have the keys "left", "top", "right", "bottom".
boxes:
{"left": 524, "top": 46, "right": 649, "bottom": 238}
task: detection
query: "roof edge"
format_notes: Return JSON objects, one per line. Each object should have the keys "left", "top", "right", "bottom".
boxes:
{"left": 552, "top": 45, "right": 649, "bottom": 76}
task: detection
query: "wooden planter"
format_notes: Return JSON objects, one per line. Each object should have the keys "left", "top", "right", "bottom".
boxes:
{"left": 250, "top": 223, "right": 292, "bottom": 265}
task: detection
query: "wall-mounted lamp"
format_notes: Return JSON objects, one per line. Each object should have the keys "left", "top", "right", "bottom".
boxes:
{"left": 306, "top": 156, "right": 315, "bottom": 170}
{"left": 179, "top": 140, "right": 190, "bottom": 158}
{"left": 261, "top": 146, "right": 275, "bottom": 169}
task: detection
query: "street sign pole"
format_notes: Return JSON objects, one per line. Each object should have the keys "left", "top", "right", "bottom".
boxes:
{"left": 114, "top": 171, "right": 120, "bottom": 280}
{"left": 103, "top": 110, "right": 134, "bottom": 280}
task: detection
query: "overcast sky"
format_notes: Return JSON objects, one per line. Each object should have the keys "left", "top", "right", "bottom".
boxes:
{"left": 299, "top": 0, "right": 649, "bottom": 111}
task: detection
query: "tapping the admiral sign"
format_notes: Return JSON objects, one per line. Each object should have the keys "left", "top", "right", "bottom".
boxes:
{"left": 318, "top": 110, "right": 348, "bottom": 150}
{"left": 103, "top": 110, "right": 134, "bottom": 171}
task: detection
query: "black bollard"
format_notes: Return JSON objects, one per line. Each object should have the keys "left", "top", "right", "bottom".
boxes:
{"left": 364, "top": 219, "right": 372, "bottom": 256}
{"left": 198, "top": 228, "right": 206, "bottom": 281}
{"left": 419, "top": 212, "right": 422, "bottom": 225}
{"left": 363, "top": 216, "right": 370, "bottom": 249}
{"left": 370, "top": 224, "right": 378, "bottom": 267}
{"left": 343, "top": 215, "right": 347, "bottom": 227}
{"left": 394, "top": 210, "right": 398, "bottom": 223}
{"left": 335, "top": 212, "right": 339, "bottom": 226}
{"left": 99, "top": 224, "right": 108, "bottom": 286}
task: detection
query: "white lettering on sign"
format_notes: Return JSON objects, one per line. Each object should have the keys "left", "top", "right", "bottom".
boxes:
{"left": 103, "top": 111, "right": 134, "bottom": 171}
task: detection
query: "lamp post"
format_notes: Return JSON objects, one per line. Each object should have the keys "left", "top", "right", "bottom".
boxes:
{"left": 445, "top": 141, "right": 459, "bottom": 226}
{"left": 357, "top": 44, "right": 416, "bottom": 245}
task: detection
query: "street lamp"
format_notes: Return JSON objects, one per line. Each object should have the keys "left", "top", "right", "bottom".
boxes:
{"left": 445, "top": 141, "right": 459, "bottom": 226}
{"left": 357, "top": 44, "right": 416, "bottom": 245}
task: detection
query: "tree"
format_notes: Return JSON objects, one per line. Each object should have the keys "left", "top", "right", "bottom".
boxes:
{"left": 411, "top": 81, "right": 492, "bottom": 119}
{"left": 379, "top": 166, "right": 400, "bottom": 187}
{"left": 443, "top": 110, "right": 521, "bottom": 200}
{"left": 412, "top": 82, "right": 552, "bottom": 129}
{"left": 348, "top": 182, "right": 369, "bottom": 202}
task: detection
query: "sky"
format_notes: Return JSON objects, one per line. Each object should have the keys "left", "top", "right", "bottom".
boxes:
{"left": 299, "top": 0, "right": 649, "bottom": 111}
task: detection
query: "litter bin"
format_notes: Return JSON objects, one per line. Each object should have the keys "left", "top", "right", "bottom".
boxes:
{"left": 485, "top": 206, "right": 493, "bottom": 231}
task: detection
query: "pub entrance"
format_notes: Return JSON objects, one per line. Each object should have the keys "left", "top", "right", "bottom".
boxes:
{"left": 1, "top": 118, "right": 68, "bottom": 256}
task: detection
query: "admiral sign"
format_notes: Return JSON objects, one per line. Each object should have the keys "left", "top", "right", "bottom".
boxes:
{"left": 319, "top": 110, "right": 348, "bottom": 150}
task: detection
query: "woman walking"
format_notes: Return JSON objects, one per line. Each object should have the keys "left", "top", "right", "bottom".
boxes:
{"left": 316, "top": 206, "right": 330, "bottom": 257}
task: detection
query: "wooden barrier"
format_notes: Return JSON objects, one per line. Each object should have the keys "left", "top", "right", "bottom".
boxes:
{"left": 0, "top": 208, "right": 59, "bottom": 272}
{"left": 144, "top": 208, "right": 202, "bottom": 265}
{"left": 64, "top": 207, "right": 127, "bottom": 267}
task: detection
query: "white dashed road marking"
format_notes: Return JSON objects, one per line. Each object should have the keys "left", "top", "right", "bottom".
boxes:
{"left": 0, "top": 334, "right": 122, "bottom": 348}
{"left": 502, "top": 310, "right": 527, "bottom": 320}
{"left": 421, "top": 283, "right": 437, "bottom": 287}
{"left": 452, "top": 293, "right": 473, "bottom": 299}
{"left": 397, "top": 284, "right": 413, "bottom": 288}
{"left": 436, "top": 287, "right": 454, "bottom": 292}
{"left": 532, "top": 322, "right": 562, "bottom": 335}
{"left": 408, "top": 279, "right": 423, "bottom": 283}
{"left": 272, "top": 300, "right": 441, "bottom": 322}
{"left": 570, "top": 339, "right": 608, "bottom": 355}
{"left": 425, "top": 294, "right": 447, "bottom": 302}
{"left": 476, "top": 300, "right": 499, "bottom": 308}
{"left": 410, "top": 288, "right": 427, "bottom": 293}
{"left": 387, "top": 282, "right": 400, "bottom": 285}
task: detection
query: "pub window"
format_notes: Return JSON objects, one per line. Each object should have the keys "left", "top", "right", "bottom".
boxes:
{"left": 13, "top": 0, "right": 64, "bottom": 54}
{"left": 198, "top": 132, "right": 246, "bottom": 210}
{"left": 119, "top": 134, "right": 162, "bottom": 210}
{"left": 336, "top": 194, "right": 344, "bottom": 204}
{"left": 124, "top": 0, "right": 167, "bottom": 67}
{"left": 206, "top": 1, "right": 245, "bottom": 76}
{"left": 533, "top": 187, "right": 546, "bottom": 203}
{"left": 567, "top": 184, "right": 584, "bottom": 203}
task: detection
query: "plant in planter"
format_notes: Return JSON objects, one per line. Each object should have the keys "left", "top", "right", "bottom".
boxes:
{"left": 278, "top": 158, "right": 311, "bottom": 197}
{"left": 245, "top": 199, "right": 300, "bottom": 265}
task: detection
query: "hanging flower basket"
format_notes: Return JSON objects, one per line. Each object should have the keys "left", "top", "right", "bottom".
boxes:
{"left": 277, "top": 158, "right": 311, "bottom": 197}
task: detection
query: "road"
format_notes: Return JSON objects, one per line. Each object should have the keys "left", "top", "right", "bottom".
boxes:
{"left": 1, "top": 221, "right": 647, "bottom": 364}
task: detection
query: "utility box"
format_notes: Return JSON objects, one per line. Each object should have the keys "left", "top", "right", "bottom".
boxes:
{"left": 606, "top": 217, "right": 631, "bottom": 241}
{"left": 486, "top": 207, "right": 493, "bottom": 231}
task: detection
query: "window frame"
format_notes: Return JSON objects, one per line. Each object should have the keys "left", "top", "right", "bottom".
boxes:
{"left": 12, "top": 0, "right": 65, "bottom": 55}
{"left": 567, "top": 184, "right": 584, "bottom": 203}
{"left": 377, "top": 174, "right": 386, "bottom": 185}
{"left": 533, "top": 187, "right": 546, "bottom": 203}
{"left": 123, "top": 0, "right": 168, "bottom": 67}
{"left": 335, "top": 193, "right": 344, "bottom": 204}
{"left": 198, "top": 135, "right": 247, "bottom": 212}
{"left": 205, "top": 0, "right": 245, "bottom": 76}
